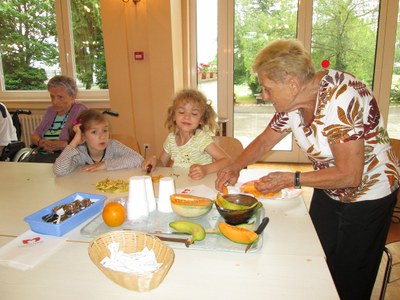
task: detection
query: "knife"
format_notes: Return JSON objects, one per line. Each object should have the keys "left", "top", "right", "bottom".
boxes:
{"left": 123, "top": 229, "right": 192, "bottom": 247}
{"left": 245, "top": 216, "right": 270, "bottom": 253}
{"left": 148, "top": 228, "right": 220, "bottom": 235}
{"left": 154, "top": 235, "right": 192, "bottom": 247}
{"left": 146, "top": 164, "right": 152, "bottom": 175}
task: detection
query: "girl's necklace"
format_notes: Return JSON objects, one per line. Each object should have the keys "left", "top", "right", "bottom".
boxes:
{"left": 86, "top": 145, "right": 106, "bottom": 163}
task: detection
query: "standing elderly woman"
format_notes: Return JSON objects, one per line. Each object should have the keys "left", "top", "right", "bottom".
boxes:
{"left": 29, "top": 75, "right": 87, "bottom": 162}
{"left": 215, "top": 39, "right": 399, "bottom": 299}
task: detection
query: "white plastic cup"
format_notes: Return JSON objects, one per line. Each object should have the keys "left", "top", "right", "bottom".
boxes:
{"left": 143, "top": 175, "right": 156, "bottom": 212}
{"left": 157, "top": 177, "right": 175, "bottom": 213}
{"left": 126, "top": 176, "right": 149, "bottom": 221}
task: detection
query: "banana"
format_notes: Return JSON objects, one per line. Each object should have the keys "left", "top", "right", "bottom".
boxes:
{"left": 169, "top": 220, "right": 206, "bottom": 247}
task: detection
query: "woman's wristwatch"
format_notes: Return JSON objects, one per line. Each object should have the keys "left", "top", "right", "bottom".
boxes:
{"left": 294, "top": 171, "right": 301, "bottom": 189}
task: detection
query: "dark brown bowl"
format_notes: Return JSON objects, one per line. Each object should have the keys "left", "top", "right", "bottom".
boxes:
{"left": 215, "top": 194, "right": 259, "bottom": 225}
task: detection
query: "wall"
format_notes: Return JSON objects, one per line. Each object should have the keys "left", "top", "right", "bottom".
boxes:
{"left": 100, "top": 0, "right": 184, "bottom": 157}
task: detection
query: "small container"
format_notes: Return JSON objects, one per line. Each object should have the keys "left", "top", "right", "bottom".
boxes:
{"left": 215, "top": 194, "right": 260, "bottom": 225}
{"left": 88, "top": 230, "right": 175, "bottom": 292}
{"left": 24, "top": 192, "right": 106, "bottom": 236}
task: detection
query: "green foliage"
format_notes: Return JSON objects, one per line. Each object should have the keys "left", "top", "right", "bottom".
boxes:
{"left": 233, "top": 0, "right": 380, "bottom": 95}
{"left": 0, "top": 0, "right": 108, "bottom": 90}
{"left": 234, "top": 0, "right": 297, "bottom": 93}
{"left": 95, "top": 48, "right": 109, "bottom": 89}
{"left": 71, "top": 0, "right": 107, "bottom": 89}
{"left": 391, "top": 82, "right": 400, "bottom": 103}
{"left": 311, "top": 0, "right": 378, "bottom": 86}
{"left": 0, "top": 0, "right": 57, "bottom": 90}
{"left": 4, "top": 66, "right": 47, "bottom": 90}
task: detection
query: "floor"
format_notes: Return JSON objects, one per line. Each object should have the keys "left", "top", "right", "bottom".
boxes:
{"left": 248, "top": 162, "right": 400, "bottom": 300}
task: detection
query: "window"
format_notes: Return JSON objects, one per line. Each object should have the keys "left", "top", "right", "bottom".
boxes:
{"left": 196, "top": 0, "right": 218, "bottom": 113}
{"left": 311, "top": 0, "right": 379, "bottom": 88}
{"left": 388, "top": 0, "right": 400, "bottom": 139}
{"left": 0, "top": 0, "right": 108, "bottom": 99}
{"left": 233, "top": 0, "right": 298, "bottom": 150}
{"left": 194, "top": 0, "right": 399, "bottom": 162}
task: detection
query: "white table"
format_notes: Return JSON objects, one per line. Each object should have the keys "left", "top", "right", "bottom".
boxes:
{"left": 0, "top": 162, "right": 339, "bottom": 299}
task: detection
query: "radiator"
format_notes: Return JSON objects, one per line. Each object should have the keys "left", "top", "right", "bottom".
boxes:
{"left": 18, "top": 114, "right": 43, "bottom": 146}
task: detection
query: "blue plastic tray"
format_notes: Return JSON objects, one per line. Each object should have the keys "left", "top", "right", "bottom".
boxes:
{"left": 24, "top": 192, "right": 106, "bottom": 237}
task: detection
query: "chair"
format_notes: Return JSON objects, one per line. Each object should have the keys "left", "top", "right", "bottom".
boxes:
{"left": 0, "top": 109, "right": 32, "bottom": 162}
{"left": 380, "top": 138, "right": 400, "bottom": 300}
{"left": 213, "top": 136, "right": 244, "bottom": 161}
{"left": 110, "top": 134, "right": 141, "bottom": 155}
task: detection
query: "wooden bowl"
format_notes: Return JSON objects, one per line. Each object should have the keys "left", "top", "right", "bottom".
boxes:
{"left": 88, "top": 231, "right": 174, "bottom": 292}
{"left": 215, "top": 194, "right": 259, "bottom": 225}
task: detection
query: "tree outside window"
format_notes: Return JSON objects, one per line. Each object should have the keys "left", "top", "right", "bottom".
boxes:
{"left": 0, "top": 0, "right": 107, "bottom": 91}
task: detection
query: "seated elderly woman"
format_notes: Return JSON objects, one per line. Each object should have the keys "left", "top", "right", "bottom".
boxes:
{"left": 29, "top": 75, "right": 87, "bottom": 163}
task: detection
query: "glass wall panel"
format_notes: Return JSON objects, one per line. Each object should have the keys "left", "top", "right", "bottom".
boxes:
{"left": 388, "top": 0, "right": 400, "bottom": 139}
{"left": 196, "top": 0, "right": 218, "bottom": 112}
{"left": 0, "top": 0, "right": 60, "bottom": 90}
{"left": 233, "top": 0, "right": 298, "bottom": 148}
{"left": 311, "top": 0, "right": 379, "bottom": 88}
{"left": 71, "top": 0, "right": 108, "bottom": 90}
{"left": 0, "top": 0, "right": 108, "bottom": 91}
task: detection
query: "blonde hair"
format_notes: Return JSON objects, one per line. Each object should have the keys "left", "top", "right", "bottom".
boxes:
{"left": 165, "top": 89, "right": 218, "bottom": 134}
{"left": 252, "top": 39, "right": 315, "bottom": 83}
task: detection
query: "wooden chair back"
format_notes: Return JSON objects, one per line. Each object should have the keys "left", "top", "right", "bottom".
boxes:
{"left": 111, "top": 134, "right": 141, "bottom": 155}
{"left": 213, "top": 136, "right": 244, "bottom": 161}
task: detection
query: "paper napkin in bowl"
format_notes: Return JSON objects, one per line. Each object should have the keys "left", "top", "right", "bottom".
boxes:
{"left": 0, "top": 230, "right": 66, "bottom": 270}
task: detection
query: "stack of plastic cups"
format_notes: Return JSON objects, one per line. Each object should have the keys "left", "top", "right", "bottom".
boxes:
{"left": 126, "top": 176, "right": 149, "bottom": 221}
{"left": 157, "top": 177, "right": 175, "bottom": 213}
{"left": 143, "top": 175, "right": 156, "bottom": 212}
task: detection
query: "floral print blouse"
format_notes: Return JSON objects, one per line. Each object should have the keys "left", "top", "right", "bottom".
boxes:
{"left": 269, "top": 70, "right": 399, "bottom": 202}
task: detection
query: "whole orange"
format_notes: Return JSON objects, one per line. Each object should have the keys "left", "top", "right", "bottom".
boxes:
{"left": 102, "top": 202, "right": 126, "bottom": 227}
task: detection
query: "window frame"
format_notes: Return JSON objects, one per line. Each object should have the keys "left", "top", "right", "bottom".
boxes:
{"left": 0, "top": 0, "right": 109, "bottom": 106}
{"left": 190, "top": 0, "right": 399, "bottom": 163}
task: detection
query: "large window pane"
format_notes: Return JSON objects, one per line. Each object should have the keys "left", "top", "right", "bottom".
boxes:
{"left": 71, "top": 0, "right": 108, "bottom": 90}
{"left": 0, "top": 0, "right": 108, "bottom": 91}
{"left": 311, "top": 0, "right": 379, "bottom": 87}
{"left": 388, "top": 0, "right": 400, "bottom": 140}
{"left": 0, "top": 0, "right": 59, "bottom": 90}
{"left": 233, "top": 0, "right": 298, "bottom": 148}
{"left": 196, "top": 0, "right": 218, "bottom": 111}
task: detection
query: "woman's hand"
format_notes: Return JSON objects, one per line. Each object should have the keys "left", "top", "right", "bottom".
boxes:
{"left": 188, "top": 164, "right": 206, "bottom": 180}
{"left": 255, "top": 172, "right": 292, "bottom": 194}
{"left": 80, "top": 162, "right": 106, "bottom": 172}
{"left": 40, "top": 139, "right": 68, "bottom": 152}
{"left": 215, "top": 165, "right": 241, "bottom": 192}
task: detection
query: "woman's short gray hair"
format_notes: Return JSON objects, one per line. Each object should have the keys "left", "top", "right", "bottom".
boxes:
{"left": 252, "top": 39, "right": 316, "bottom": 83}
{"left": 47, "top": 75, "right": 78, "bottom": 97}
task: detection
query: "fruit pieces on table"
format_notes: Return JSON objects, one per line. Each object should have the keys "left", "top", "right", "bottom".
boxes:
{"left": 170, "top": 194, "right": 213, "bottom": 218}
{"left": 102, "top": 202, "right": 126, "bottom": 227}
{"left": 221, "top": 184, "right": 228, "bottom": 196}
{"left": 218, "top": 221, "right": 258, "bottom": 245}
{"left": 216, "top": 193, "right": 258, "bottom": 211}
{"left": 240, "top": 180, "right": 281, "bottom": 198}
{"left": 170, "top": 194, "right": 212, "bottom": 206}
{"left": 169, "top": 220, "right": 206, "bottom": 247}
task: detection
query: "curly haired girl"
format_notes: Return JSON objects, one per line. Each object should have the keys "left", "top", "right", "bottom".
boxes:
{"left": 142, "top": 89, "right": 231, "bottom": 180}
